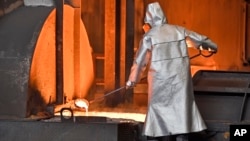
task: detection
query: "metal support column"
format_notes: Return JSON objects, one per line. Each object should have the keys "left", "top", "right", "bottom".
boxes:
{"left": 55, "top": 0, "right": 64, "bottom": 104}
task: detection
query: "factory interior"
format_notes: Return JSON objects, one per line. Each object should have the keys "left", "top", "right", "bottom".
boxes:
{"left": 0, "top": 0, "right": 250, "bottom": 140}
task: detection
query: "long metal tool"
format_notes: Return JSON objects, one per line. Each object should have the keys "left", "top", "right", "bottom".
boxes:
{"left": 74, "top": 86, "right": 126, "bottom": 109}
{"left": 89, "top": 86, "right": 126, "bottom": 104}
{"left": 190, "top": 50, "right": 215, "bottom": 60}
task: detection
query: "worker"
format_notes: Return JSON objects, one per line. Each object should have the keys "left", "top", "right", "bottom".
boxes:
{"left": 126, "top": 2, "right": 217, "bottom": 141}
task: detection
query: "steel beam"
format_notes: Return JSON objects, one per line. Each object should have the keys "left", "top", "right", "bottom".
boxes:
{"left": 55, "top": 0, "right": 64, "bottom": 104}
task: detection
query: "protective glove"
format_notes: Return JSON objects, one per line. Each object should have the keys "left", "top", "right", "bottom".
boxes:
{"left": 126, "top": 81, "right": 135, "bottom": 89}
{"left": 200, "top": 41, "right": 218, "bottom": 54}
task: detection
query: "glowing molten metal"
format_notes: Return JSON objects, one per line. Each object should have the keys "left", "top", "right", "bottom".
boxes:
{"left": 74, "top": 99, "right": 89, "bottom": 110}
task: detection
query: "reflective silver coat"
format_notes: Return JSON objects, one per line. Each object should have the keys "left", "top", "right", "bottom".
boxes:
{"left": 127, "top": 2, "right": 217, "bottom": 137}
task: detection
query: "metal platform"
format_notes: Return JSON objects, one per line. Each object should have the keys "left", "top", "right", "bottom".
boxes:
{"left": 0, "top": 116, "right": 142, "bottom": 141}
{"left": 193, "top": 70, "right": 250, "bottom": 141}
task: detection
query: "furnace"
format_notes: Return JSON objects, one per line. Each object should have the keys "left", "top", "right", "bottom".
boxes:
{"left": 0, "top": 2, "right": 144, "bottom": 141}
{"left": 0, "top": 2, "right": 94, "bottom": 118}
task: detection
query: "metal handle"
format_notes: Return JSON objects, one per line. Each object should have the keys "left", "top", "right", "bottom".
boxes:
{"left": 190, "top": 50, "right": 215, "bottom": 60}
{"left": 89, "top": 86, "right": 126, "bottom": 104}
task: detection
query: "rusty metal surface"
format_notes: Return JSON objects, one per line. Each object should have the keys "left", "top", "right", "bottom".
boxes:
{"left": 0, "top": 6, "right": 53, "bottom": 118}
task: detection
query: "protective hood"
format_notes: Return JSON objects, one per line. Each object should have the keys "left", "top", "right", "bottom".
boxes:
{"left": 144, "top": 2, "right": 167, "bottom": 27}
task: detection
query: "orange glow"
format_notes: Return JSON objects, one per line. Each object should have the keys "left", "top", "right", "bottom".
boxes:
{"left": 29, "top": 5, "right": 94, "bottom": 109}
{"left": 75, "top": 99, "right": 89, "bottom": 110}
{"left": 55, "top": 111, "right": 146, "bottom": 122}
{"left": 189, "top": 48, "right": 217, "bottom": 76}
{"left": 142, "top": 23, "right": 151, "bottom": 33}
{"left": 54, "top": 101, "right": 147, "bottom": 122}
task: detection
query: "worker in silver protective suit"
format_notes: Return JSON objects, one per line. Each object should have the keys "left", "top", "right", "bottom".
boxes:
{"left": 126, "top": 2, "right": 217, "bottom": 141}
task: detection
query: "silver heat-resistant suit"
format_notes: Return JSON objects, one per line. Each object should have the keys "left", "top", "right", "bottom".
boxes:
{"left": 127, "top": 2, "right": 218, "bottom": 137}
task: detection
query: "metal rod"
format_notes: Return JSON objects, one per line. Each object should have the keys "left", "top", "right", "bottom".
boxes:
{"left": 190, "top": 50, "right": 214, "bottom": 60}
{"left": 55, "top": 0, "right": 64, "bottom": 104}
{"left": 89, "top": 86, "right": 126, "bottom": 104}
{"left": 239, "top": 82, "right": 250, "bottom": 122}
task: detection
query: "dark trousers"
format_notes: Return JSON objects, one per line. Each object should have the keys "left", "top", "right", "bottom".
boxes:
{"left": 147, "top": 134, "right": 189, "bottom": 141}
{"left": 170, "top": 134, "right": 189, "bottom": 141}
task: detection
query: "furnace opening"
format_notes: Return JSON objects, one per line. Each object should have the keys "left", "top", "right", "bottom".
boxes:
{"left": 28, "top": 4, "right": 94, "bottom": 117}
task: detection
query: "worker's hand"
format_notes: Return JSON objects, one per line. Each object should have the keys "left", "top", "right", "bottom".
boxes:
{"left": 126, "top": 81, "right": 135, "bottom": 89}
